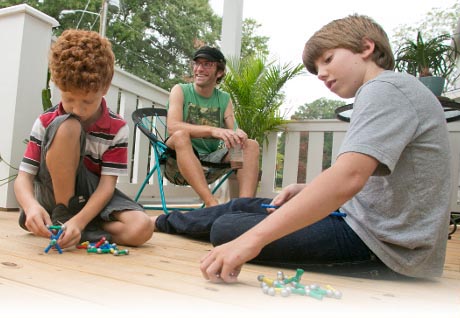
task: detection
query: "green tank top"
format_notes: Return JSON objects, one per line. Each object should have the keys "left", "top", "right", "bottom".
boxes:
{"left": 178, "top": 83, "right": 231, "bottom": 155}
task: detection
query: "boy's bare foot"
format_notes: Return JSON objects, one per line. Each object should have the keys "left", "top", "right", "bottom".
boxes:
{"left": 151, "top": 215, "right": 158, "bottom": 231}
{"left": 204, "top": 197, "right": 219, "bottom": 208}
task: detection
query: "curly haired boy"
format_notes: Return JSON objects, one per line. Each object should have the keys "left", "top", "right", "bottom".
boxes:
{"left": 15, "top": 30, "right": 154, "bottom": 248}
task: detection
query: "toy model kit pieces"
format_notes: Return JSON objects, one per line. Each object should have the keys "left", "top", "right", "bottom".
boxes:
{"left": 78, "top": 238, "right": 129, "bottom": 256}
{"left": 44, "top": 225, "right": 66, "bottom": 254}
{"left": 45, "top": 232, "right": 129, "bottom": 256}
{"left": 258, "top": 269, "right": 342, "bottom": 300}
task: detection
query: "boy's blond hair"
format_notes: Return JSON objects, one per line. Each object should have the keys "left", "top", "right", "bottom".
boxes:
{"left": 303, "top": 14, "right": 394, "bottom": 75}
{"left": 49, "top": 29, "right": 115, "bottom": 92}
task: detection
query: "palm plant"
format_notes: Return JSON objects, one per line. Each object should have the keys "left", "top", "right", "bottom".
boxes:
{"left": 394, "top": 31, "right": 458, "bottom": 78}
{"left": 221, "top": 55, "right": 304, "bottom": 146}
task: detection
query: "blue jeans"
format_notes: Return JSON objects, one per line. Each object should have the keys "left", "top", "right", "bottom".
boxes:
{"left": 156, "top": 198, "right": 406, "bottom": 279}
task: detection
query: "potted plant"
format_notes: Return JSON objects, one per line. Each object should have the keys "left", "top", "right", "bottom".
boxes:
{"left": 394, "top": 31, "right": 459, "bottom": 96}
{"left": 220, "top": 55, "right": 303, "bottom": 197}
{"left": 221, "top": 55, "right": 304, "bottom": 146}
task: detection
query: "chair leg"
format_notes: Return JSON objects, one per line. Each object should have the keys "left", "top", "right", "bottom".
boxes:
{"left": 134, "top": 165, "right": 158, "bottom": 202}
{"left": 136, "top": 145, "right": 235, "bottom": 213}
{"left": 211, "top": 170, "right": 234, "bottom": 195}
{"left": 155, "top": 163, "right": 169, "bottom": 215}
{"left": 134, "top": 145, "right": 170, "bottom": 214}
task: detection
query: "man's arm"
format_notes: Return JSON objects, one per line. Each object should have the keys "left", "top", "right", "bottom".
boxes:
{"left": 167, "top": 85, "right": 245, "bottom": 148}
{"left": 222, "top": 98, "right": 248, "bottom": 147}
{"left": 223, "top": 99, "right": 236, "bottom": 130}
{"left": 167, "top": 84, "right": 215, "bottom": 138}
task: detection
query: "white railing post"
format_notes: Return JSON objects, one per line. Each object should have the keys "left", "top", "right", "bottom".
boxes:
{"left": 0, "top": 4, "right": 58, "bottom": 209}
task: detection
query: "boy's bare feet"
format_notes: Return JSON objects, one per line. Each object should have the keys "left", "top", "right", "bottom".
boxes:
{"left": 151, "top": 215, "right": 158, "bottom": 231}
{"left": 204, "top": 197, "right": 219, "bottom": 208}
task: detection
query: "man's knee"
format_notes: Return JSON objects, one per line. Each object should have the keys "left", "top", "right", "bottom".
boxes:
{"left": 245, "top": 139, "right": 260, "bottom": 157}
{"left": 167, "top": 130, "right": 193, "bottom": 149}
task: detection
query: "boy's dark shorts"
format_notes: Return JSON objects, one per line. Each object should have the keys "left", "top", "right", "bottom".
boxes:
{"left": 32, "top": 113, "right": 144, "bottom": 222}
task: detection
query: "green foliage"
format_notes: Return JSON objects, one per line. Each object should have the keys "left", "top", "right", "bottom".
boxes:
{"left": 394, "top": 31, "right": 459, "bottom": 78}
{"left": 41, "top": 69, "right": 52, "bottom": 111}
{"left": 0, "top": 0, "right": 268, "bottom": 90}
{"left": 0, "top": 0, "right": 221, "bottom": 91}
{"left": 240, "top": 18, "right": 269, "bottom": 59}
{"left": 0, "top": 1, "right": 271, "bottom": 92}
{"left": 109, "top": 0, "right": 222, "bottom": 90}
{"left": 221, "top": 55, "right": 304, "bottom": 146}
{"left": 291, "top": 98, "right": 345, "bottom": 120}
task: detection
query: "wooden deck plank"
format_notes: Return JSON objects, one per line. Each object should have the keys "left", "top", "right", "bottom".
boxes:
{"left": 0, "top": 211, "right": 459, "bottom": 317}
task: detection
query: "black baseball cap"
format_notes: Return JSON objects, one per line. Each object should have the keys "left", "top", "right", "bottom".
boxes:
{"left": 193, "top": 46, "right": 226, "bottom": 64}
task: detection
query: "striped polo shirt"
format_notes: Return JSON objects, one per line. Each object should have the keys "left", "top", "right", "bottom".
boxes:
{"left": 20, "top": 98, "right": 129, "bottom": 177}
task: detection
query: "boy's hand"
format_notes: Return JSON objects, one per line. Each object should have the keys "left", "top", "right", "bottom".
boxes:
{"left": 200, "top": 236, "right": 261, "bottom": 283}
{"left": 24, "top": 206, "right": 52, "bottom": 238}
{"left": 267, "top": 183, "right": 308, "bottom": 213}
{"left": 57, "top": 219, "right": 82, "bottom": 248}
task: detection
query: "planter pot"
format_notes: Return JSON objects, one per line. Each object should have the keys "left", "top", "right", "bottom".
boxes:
{"left": 419, "top": 76, "right": 446, "bottom": 96}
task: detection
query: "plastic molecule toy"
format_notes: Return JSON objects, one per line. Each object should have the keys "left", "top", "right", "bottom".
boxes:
{"left": 77, "top": 236, "right": 129, "bottom": 256}
{"left": 44, "top": 225, "right": 65, "bottom": 254}
{"left": 257, "top": 269, "right": 342, "bottom": 300}
{"left": 43, "top": 230, "right": 129, "bottom": 256}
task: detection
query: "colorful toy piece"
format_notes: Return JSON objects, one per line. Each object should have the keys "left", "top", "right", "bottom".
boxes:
{"left": 43, "top": 229, "right": 129, "bottom": 256}
{"left": 257, "top": 269, "right": 342, "bottom": 300}
{"left": 44, "top": 225, "right": 65, "bottom": 254}
{"left": 113, "top": 249, "right": 129, "bottom": 256}
{"left": 77, "top": 237, "right": 129, "bottom": 256}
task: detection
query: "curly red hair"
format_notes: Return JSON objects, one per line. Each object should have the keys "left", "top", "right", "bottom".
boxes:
{"left": 49, "top": 29, "right": 114, "bottom": 92}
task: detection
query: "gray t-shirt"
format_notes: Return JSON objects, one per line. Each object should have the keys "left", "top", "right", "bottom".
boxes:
{"left": 339, "top": 71, "right": 451, "bottom": 277}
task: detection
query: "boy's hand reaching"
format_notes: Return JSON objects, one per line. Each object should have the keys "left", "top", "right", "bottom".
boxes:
{"left": 266, "top": 183, "right": 308, "bottom": 213}
{"left": 57, "top": 219, "right": 82, "bottom": 248}
{"left": 200, "top": 235, "right": 262, "bottom": 283}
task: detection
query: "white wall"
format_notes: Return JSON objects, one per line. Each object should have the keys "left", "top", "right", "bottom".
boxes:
{"left": 0, "top": 4, "right": 58, "bottom": 209}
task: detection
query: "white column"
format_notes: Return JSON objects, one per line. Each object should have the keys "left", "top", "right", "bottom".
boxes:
{"left": 0, "top": 4, "right": 58, "bottom": 209}
{"left": 220, "top": 0, "right": 244, "bottom": 60}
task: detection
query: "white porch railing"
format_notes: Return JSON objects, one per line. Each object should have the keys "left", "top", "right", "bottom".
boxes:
{"left": 1, "top": 4, "right": 460, "bottom": 214}
{"left": 259, "top": 120, "right": 460, "bottom": 214}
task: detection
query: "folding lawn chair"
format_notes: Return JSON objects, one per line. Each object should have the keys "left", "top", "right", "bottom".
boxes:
{"left": 131, "top": 107, "right": 234, "bottom": 214}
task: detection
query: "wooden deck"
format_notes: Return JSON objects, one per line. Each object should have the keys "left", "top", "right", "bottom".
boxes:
{"left": 0, "top": 210, "right": 459, "bottom": 318}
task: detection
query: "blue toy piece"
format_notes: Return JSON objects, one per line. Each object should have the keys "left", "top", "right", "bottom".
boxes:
{"left": 44, "top": 225, "right": 65, "bottom": 254}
